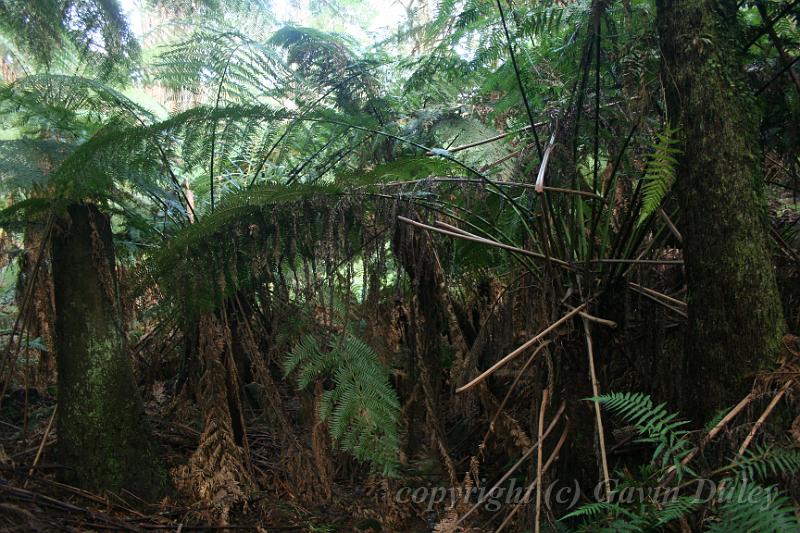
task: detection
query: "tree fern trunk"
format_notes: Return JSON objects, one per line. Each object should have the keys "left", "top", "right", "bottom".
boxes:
{"left": 16, "top": 219, "right": 56, "bottom": 386}
{"left": 657, "top": 0, "right": 786, "bottom": 422}
{"left": 52, "top": 203, "right": 169, "bottom": 498}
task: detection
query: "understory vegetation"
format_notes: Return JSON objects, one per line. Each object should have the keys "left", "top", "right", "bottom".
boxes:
{"left": 0, "top": 0, "right": 799, "bottom": 531}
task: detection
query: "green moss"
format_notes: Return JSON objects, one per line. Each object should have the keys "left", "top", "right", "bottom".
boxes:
{"left": 53, "top": 203, "right": 171, "bottom": 501}
{"left": 657, "top": 0, "right": 786, "bottom": 423}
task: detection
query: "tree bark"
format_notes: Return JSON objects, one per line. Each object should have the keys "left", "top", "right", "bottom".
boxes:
{"left": 52, "top": 203, "right": 169, "bottom": 499}
{"left": 657, "top": 0, "right": 786, "bottom": 422}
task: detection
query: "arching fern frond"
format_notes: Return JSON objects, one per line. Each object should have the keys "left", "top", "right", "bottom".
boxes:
{"left": 0, "top": 0, "right": 139, "bottom": 78}
{"left": 269, "top": 26, "right": 385, "bottom": 118}
{"left": 0, "top": 139, "right": 75, "bottom": 193}
{"left": 653, "top": 496, "right": 702, "bottom": 525}
{"left": 562, "top": 501, "right": 636, "bottom": 521}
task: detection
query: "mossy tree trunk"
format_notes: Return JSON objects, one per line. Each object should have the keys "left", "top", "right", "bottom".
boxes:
{"left": 657, "top": 0, "right": 786, "bottom": 422}
{"left": 52, "top": 203, "right": 169, "bottom": 499}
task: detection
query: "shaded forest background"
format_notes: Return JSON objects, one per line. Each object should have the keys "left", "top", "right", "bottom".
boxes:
{"left": 0, "top": 0, "right": 799, "bottom": 531}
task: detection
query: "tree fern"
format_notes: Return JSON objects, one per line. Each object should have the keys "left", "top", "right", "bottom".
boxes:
{"left": 0, "top": 0, "right": 139, "bottom": 78}
{"left": 637, "top": 125, "right": 681, "bottom": 225}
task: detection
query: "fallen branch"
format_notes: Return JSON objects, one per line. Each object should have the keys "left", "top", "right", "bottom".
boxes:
{"left": 456, "top": 303, "right": 587, "bottom": 393}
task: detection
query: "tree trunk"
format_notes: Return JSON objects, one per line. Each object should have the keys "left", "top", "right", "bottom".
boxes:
{"left": 52, "top": 203, "right": 169, "bottom": 499}
{"left": 657, "top": 0, "right": 786, "bottom": 422}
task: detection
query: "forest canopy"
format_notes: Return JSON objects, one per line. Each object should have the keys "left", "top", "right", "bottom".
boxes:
{"left": 0, "top": 0, "right": 798, "bottom": 531}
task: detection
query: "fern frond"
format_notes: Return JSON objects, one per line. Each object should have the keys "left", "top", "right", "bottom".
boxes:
{"left": 637, "top": 125, "right": 681, "bottom": 225}
{"left": 727, "top": 445, "right": 800, "bottom": 483}
{"left": 591, "top": 392, "right": 692, "bottom": 474}
{"left": 706, "top": 482, "right": 799, "bottom": 533}
{"left": 654, "top": 496, "right": 701, "bottom": 525}
{"left": 0, "top": 0, "right": 139, "bottom": 77}
{"left": 561, "top": 501, "right": 636, "bottom": 521}
{"left": 285, "top": 331, "right": 400, "bottom": 475}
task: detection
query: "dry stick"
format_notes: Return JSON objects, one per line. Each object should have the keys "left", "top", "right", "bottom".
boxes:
{"left": 683, "top": 393, "right": 754, "bottom": 467}
{"left": 430, "top": 219, "right": 572, "bottom": 269}
{"left": 433, "top": 221, "right": 614, "bottom": 302}
{"left": 583, "top": 317, "right": 611, "bottom": 501}
{"left": 23, "top": 406, "right": 56, "bottom": 489}
{"left": 456, "top": 303, "right": 588, "bottom": 393}
{"left": 535, "top": 388, "right": 550, "bottom": 533}
{"left": 714, "top": 379, "right": 796, "bottom": 496}
{"left": 398, "top": 216, "right": 574, "bottom": 270}
{"left": 658, "top": 208, "right": 683, "bottom": 243}
{"left": 593, "top": 258, "right": 683, "bottom": 265}
{"left": 0, "top": 484, "right": 138, "bottom": 531}
{"left": 382, "top": 177, "right": 603, "bottom": 200}
{"left": 566, "top": 303, "right": 618, "bottom": 329}
{"left": 737, "top": 379, "right": 794, "bottom": 456}
{"left": 480, "top": 144, "right": 535, "bottom": 172}
{"left": 659, "top": 391, "right": 759, "bottom": 488}
{"left": 627, "top": 283, "right": 688, "bottom": 318}
{"left": 428, "top": 123, "right": 546, "bottom": 155}
{"left": 455, "top": 401, "right": 567, "bottom": 526}
{"left": 628, "top": 282, "right": 687, "bottom": 308}
{"left": 480, "top": 341, "right": 553, "bottom": 450}
{"left": 579, "top": 311, "right": 617, "bottom": 329}
{"left": 494, "top": 421, "right": 570, "bottom": 532}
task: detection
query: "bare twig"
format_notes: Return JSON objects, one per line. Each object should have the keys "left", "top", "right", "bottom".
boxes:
{"left": 480, "top": 341, "right": 552, "bottom": 450}
{"left": 427, "top": 123, "right": 546, "bottom": 155}
{"left": 583, "top": 317, "right": 611, "bottom": 501}
{"left": 455, "top": 402, "right": 566, "bottom": 526}
{"left": 535, "top": 388, "right": 550, "bottom": 533}
{"left": 456, "top": 303, "right": 587, "bottom": 392}
{"left": 737, "top": 379, "right": 794, "bottom": 456}
{"left": 23, "top": 406, "right": 56, "bottom": 489}
{"left": 494, "top": 420, "right": 570, "bottom": 532}
{"left": 683, "top": 393, "right": 755, "bottom": 467}
{"left": 398, "top": 216, "right": 574, "bottom": 270}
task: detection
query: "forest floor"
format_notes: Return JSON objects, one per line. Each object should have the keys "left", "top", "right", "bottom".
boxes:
{"left": 0, "top": 386, "right": 392, "bottom": 532}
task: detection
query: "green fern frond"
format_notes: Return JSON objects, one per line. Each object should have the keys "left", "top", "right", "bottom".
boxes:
{"left": 637, "top": 125, "right": 681, "bottom": 225}
{"left": 0, "top": 0, "right": 139, "bottom": 77}
{"left": 727, "top": 445, "right": 800, "bottom": 483}
{"left": 590, "top": 392, "right": 692, "bottom": 474}
{"left": 706, "top": 482, "right": 799, "bottom": 533}
{"left": 654, "top": 496, "right": 701, "bottom": 525}
{"left": 561, "top": 501, "right": 636, "bottom": 521}
{"left": 0, "top": 139, "right": 75, "bottom": 192}
{"left": 285, "top": 332, "right": 400, "bottom": 475}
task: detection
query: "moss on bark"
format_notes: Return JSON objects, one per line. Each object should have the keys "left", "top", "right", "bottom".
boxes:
{"left": 52, "top": 203, "right": 170, "bottom": 500}
{"left": 657, "top": 0, "right": 786, "bottom": 422}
